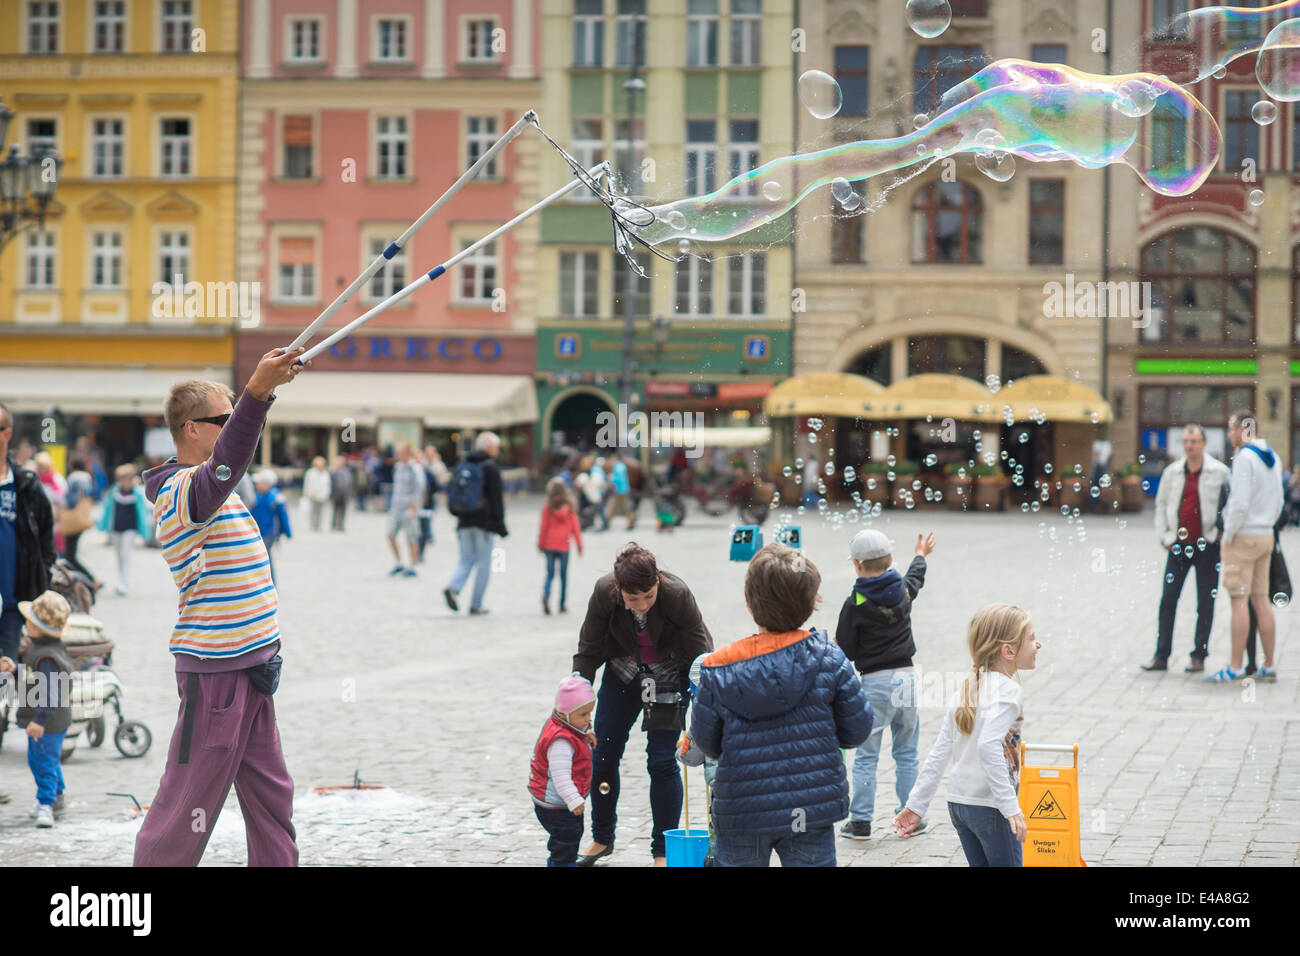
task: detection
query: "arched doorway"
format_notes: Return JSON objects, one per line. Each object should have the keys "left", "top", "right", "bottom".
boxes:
{"left": 547, "top": 389, "right": 616, "bottom": 456}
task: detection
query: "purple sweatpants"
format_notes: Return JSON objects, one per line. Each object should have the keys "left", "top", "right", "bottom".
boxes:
{"left": 134, "top": 669, "right": 298, "bottom": 867}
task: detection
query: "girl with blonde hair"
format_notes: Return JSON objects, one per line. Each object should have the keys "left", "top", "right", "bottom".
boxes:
{"left": 538, "top": 477, "right": 583, "bottom": 615}
{"left": 893, "top": 603, "right": 1041, "bottom": 866}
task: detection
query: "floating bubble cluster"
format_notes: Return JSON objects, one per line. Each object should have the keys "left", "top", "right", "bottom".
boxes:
{"left": 1156, "top": 2, "right": 1300, "bottom": 86}
{"left": 628, "top": 61, "right": 1219, "bottom": 248}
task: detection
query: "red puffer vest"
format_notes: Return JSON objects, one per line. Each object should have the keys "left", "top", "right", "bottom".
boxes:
{"left": 527, "top": 715, "right": 593, "bottom": 804}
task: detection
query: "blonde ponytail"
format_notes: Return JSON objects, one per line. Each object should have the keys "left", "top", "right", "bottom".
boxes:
{"left": 954, "top": 603, "right": 1031, "bottom": 736}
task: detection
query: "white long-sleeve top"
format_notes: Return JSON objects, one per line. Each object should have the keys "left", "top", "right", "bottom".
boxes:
{"left": 1222, "top": 439, "right": 1284, "bottom": 541}
{"left": 302, "top": 466, "right": 332, "bottom": 503}
{"left": 905, "top": 671, "right": 1023, "bottom": 820}
{"left": 533, "top": 738, "right": 584, "bottom": 811}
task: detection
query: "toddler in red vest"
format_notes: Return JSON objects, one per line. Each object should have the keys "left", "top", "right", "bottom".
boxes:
{"left": 528, "top": 674, "right": 596, "bottom": 866}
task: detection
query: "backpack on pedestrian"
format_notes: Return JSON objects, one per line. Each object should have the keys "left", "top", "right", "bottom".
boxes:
{"left": 447, "top": 460, "right": 487, "bottom": 517}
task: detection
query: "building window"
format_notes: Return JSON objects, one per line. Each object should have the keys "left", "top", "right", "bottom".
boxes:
{"left": 366, "top": 237, "right": 407, "bottom": 302}
{"left": 93, "top": 0, "right": 126, "bottom": 53}
{"left": 26, "top": 118, "right": 57, "bottom": 158}
{"left": 1151, "top": 110, "right": 1188, "bottom": 173}
{"left": 90, "top": 230, "right": 123, "bottom": 289}
{"left": 467, "top": 116, "right": 499, "bottom": 177}
{"left": 913, "top": 45, "right": 986, "bottom": 115}
{"left": 612, "top": 251, "right": 651, "bottom": 317}
{"left": 831, "top": 182, "right": 867, "bottom": 263}
{"left": 835, "top": 46, "right": 870, "bottom": 117}
{"left": 465, "top": 18, "right": 497, "bottom": 62}
{"left": 1140, "top": 385, "right": 1251, "bottom": 468}
{"left": 288, "top": 18, "right": 321, "bottom": 61}
{"left": 283, "top": 115, "right": 313, "bottom": 178}
{"left": 1028, "top": 179, "right": 1065, "bottom": 265}
{"left": 574, "top": 0, "right": 604, "bottom": 67}
{"left": 950, "top": 0, "right": 989, "bottom": 13}
{"left": 1223, "top": 90, "right": 1259, "bottom": 172}
{"left": 91, "top": 118, "right": 124, "bottom": 177}
{"left": 1029, "top": 43, "right": 1066, "bottom": 64}
{"left": 1140, "top": 227, "right": 1255, "bottom": 343}
{"left": 615, "top": 0, "right": 647, "bottom": 68}
{"left": 376, "top": 116, "right": 408, "bottom": 178}
{"left": 457, "top": 240, "right": 498, "bottom": 303}
{"left": 728, "top": 253, "right": 765, "bottom": 316}
{"left": 911, "top": 181, "right": 983, "bottom": 264}
{"left": 158, "top": 230, "right": 190, "bottom": 283}
{"left": 560, "top": 251, "right": 600, "bottom": 316}
{"left": 675, "top": 254, "right": 714, "bottom": 315}
{"left": 907, "top": 335, "right": 986, "bottom": 381}
{"left": 1001, "top": 345, "right": 1046, "bottom": 383}
{"left": 686, "top": 0, "right": 719, "bottom": 67}
{"left": 159, "top": 118, "right": 192, "bottom": 177}
{"left": 277, "top": 238, "right": 316, "bottom": 301}
{"left": 375, "top": 18, "right": 408, "bottom": 61}
{"left": 571, "top": 119, "right": 605, "bottom": 200}
{"left": 25, "top": 230, "right": 55, "bottom": 288}
{"left": 160, "top": 0, "right": 193, "bottom": 53}
{"left": 613, "top": 118, "right": 645, "bottom": 191}
{"left": 727, "top": 120, "right": 759, "bottom": 196}
{"left": 685, "top": 120, "right": 717, "bottom": 195}
{"left": 1150, "top": 0, "right": 1191, "bottom": 40}
{"left": 847, "top": 345, "right": 891, "bottom": 386}
{"left": 730, "top": 0, "right": 761, "bottom": 67}
{"left": 28, "top": 1, "right": 59, "bottom": 54}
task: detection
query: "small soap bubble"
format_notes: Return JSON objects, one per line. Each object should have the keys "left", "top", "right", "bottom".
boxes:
{"left": 215, "top": 464, "right": 231, "bottom": 481}
{"left": 906, "top": 0, "right": 951, "bottom": 39}
{"left": 1248, "top": 189, "right": 1266, "bottom": 207}
{"left": 1273, "top": 592, "right": 1290, "bottom": 608}
{"left": 677, "top": 238, "right": 691, "bottom": 254}
{"left": 886, "top": 454, "right": 897, "bottom": 467}
{"left": 664, "top": 210, "right": 688, "bottom": 230}
{"left": 1252, "top": 100, "right": 1278, "bottom": 125}
{"left": 798, "top": 70, "right": 843, "bottom": 119}
{"left": 913, "top": 113, "right": 930, "bottom": 129}
{"left": 598, "top": 782, "right": 611, "bottom": 795}
{"left": 761, "top": 180, "right": 783, "bottom": 201}
{"left": 924, "top": 453, "right": 938, "bottom": 467}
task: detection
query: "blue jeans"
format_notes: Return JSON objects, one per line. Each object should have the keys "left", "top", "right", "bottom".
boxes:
{"left": 948, "top": 802, "right": 1023, "bottom": 867}
{"left": 534, "top": 804, "right": 584, "bottom": 866}
{"left": 590, "top": 671, "right": 682, "bottom": 859}
{"left": 849, "top": 669, "right": 920, "bottom": 822}
{"left": 542, "top": 549, "right": 569, "bottom": 608}
{"left": 448, "top": 527, "right": 495, "bottom": 610}
{"left": 712, "top": 824, "right": 836, "bottom": 867}
{"left": 28, "top": 729, "right": 68, "bottom": 805}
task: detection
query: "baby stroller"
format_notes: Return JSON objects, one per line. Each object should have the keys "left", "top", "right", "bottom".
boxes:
{"left": 0, "top": 561, "right": 152, "bottom": 760}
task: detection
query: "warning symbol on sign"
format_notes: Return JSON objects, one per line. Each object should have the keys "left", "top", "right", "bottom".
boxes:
{"left": 1030, "top": 790, "right": 1068, "bottom": 820}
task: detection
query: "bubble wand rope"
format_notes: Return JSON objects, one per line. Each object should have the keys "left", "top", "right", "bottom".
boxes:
{"left": 287, "top": 110, "right": 539, "bottom": 351}
{"left": 298, "top": 162, "right": 611, "bottom": 363}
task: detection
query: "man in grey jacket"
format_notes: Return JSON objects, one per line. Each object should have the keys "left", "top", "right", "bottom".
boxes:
{"left": 1209, "top": 411, "right": 1283, "bottom": 682}
{"left": 1143, "top": 425, "right": 1230, "bottom": 672}
{"left": 386, "top": 444, "right": 423, "bottom": 577}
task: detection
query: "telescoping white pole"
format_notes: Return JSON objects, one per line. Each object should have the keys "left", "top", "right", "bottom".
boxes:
{"left": 286, "top": 110, "right": 539, "bottom": 351}
{"left": 298, "top": 161, "right": 610, "bottom": 364}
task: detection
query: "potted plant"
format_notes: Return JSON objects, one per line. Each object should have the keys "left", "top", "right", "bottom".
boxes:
{"left": 1118, "top": 463, "right": 1145, "bottom": 512}
{"left": 972, "top": 463, "right": 1005, "bottom": 511}
{"left": 861, "top": 460, "right": 891, "bottom": 507}
{"left": 891, "top": 460, "right": 921, "bottom": 509}
{"left": 945, "top": 462, "right": 973, "bottom": 511}
{"left": 1056, "top": 462, "right": 1088, "bottom": 510}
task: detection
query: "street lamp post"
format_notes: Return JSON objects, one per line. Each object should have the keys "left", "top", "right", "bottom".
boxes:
{"left": 618, "top": 28, "right": 646, "bottom": 449}
{"left": 0, "top": 97, "right": 63, "bottom": 273}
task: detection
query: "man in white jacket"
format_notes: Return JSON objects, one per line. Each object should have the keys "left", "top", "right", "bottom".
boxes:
{"left": 1210, "top": 411, "right": 1283, "bottom": 682}
{"left": 1144, "top": 425, "right": 1230, "bottom": 673}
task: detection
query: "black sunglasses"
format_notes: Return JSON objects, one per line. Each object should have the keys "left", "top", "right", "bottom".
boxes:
{"left": 191, "top": 413, "right": 232, "bottom": 427}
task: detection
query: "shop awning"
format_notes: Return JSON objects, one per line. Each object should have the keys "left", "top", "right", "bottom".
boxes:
{"left": 763, "top": 372, "right": 886, "bottom": 418}
{"left": 995, "top": 375, "right": 1113, "bottom": 424}
{"left": 269, "top": 371, "right": 538, "bottom": 429}
{"left": 0, "top": 365, "right": 230, "bottom": 416}
{"left": 877, "top": 374, "right": 1004, "bottom": 422}
{"left": 656, "top": 425, "right": 772, "bottom": 448}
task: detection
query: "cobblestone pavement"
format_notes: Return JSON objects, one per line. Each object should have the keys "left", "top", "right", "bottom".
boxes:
{"left": 0, "top": 494, "right": 1296, "bottom": 866}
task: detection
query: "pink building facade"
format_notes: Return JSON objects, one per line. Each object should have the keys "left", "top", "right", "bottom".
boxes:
{"left": 238, "top": 0, "right": 543, "bottom": 468}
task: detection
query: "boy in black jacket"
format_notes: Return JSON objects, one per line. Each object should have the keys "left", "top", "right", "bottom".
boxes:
{"left": 835, "top": 528, "right": 934, "bottom": 839}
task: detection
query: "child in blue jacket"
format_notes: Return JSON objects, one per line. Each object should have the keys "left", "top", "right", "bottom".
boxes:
{"left": 688, "top": 544, "right": 873, "bottom": 867}
{"left": 251, "top": 470, "right": 291, "bottom": 585}
{"left": 96, "top": 465, "right": 152, "bottom": 596}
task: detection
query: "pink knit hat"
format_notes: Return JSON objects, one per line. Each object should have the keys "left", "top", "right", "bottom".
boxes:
{"left": 556, "top": 674, "right": 596, "bottom": 714}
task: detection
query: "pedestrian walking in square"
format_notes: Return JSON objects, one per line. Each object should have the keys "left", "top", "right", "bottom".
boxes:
{"left": 539, "top": 477, "right": 583, "bottom": 615}
{"left": 895, "top": 603, "right": 1040, "bottom": 867}
{"left": 444, "top": 432, "right": 508, "bottom": 614}
{"left": 328, "top": 457, "right": 353, "bottom": 531}
{"left": 301, "top": 457, "right": 332, "bottom": 533}
{"left": 386, "top": 444, "right": 423, "bottom": 577}
{"left": 251, "top": 470, "right": 292, "bottom": 587}
{"left": 96, "top": 464, "right": 150, "bottom": 596}
{"left": 528, "top": 675, "right": 597, "bottom": 866}
{"left": 836, "top": 528, "right": 934, "bottom": 840}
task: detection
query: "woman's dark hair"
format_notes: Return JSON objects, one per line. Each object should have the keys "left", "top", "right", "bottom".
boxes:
{"left": 68, "top": 455, "right": 87, "bottom": 473}
{"left": 614, "top": 542, "right": 659, "bottom": 593}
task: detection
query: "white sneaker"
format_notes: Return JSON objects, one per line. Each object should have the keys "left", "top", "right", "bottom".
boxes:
{"left": 34, "top": 804, "right": 54, "bottom": 828}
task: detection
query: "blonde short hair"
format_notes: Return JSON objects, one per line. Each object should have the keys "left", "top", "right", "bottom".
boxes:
{"left": 165, "top": 380, "right": 235, "bottom": 441}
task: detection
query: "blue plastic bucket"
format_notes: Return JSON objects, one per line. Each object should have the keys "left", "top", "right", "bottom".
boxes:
{"left": 663, "top": 828, "right": 711, "bottom": 867}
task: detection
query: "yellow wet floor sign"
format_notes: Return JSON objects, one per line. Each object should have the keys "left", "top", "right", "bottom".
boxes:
{"left": 1018, "top": 743, "right": 1086, "bottom": 867}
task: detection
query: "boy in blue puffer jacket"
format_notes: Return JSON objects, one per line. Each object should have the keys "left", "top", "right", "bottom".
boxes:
{"left": 688, "top": 543, "right": 873, "bottom": 867}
